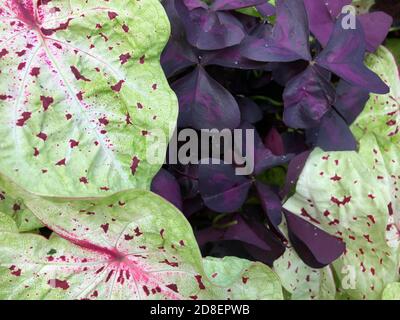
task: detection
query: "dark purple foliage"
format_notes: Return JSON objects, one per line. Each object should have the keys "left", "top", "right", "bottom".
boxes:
{"left": 154, "top": 0, "right": 393, "bottom": 269}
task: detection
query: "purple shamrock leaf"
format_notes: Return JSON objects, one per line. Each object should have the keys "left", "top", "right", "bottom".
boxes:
{"left": 281, "top": 151, "right": 312, "bottom": 198}
{"left": 151, "top": 169, "right": 183, "bottom": 210}
{"left": 306, "top": 110, "right": 357, "bottom": 151}
{"left": 256, "top": 2, "right": 276, "bottom": 17}
{"left": 201, "top": 45, "right": 267, "bottom": 70}
{"left": 303, "top": 0, "right": 351, "bottom": 47}
{"left": 284, "top": 209, "right": 346, "bottom": 268}
{"left": 264, "top": 128, "right": 285, "bottom": 156}
{"left": 198, "top": 160, "right": 252, "bottom": 213}
{"left": 304, "top": 0, "right": 392, "bottom": 52}
{"left": 241, "top": 0, "right": 311, "bottom": 62}
{"left": 172, "top": 66, "right": 241, "bottom": 130}
{"left": 237, "top": 97, "right": 263, "bottom": 124}
{"left": 316, "top": 15, "right": 389, "bottom": 94}
{"left": 283, "top": 65, "right": 336, "bottom": 129}
{"left": 211, "top": 0, "right": 267, "bottom": 11}
{"left": 255, "top": 181, "right": 283, "bottom": 230}
{"left": 196, "top": 214, "right": 285, "bottom": 265}
{"left": 358, "top": 12, "right": 393, "bottom": 52}
{"left": 175, "top": 0, "right": 265, "bottom": 50}
{"left": 334, "top": 80, "right": 370, "bottom": 124}
{"left": 238, "top": 122, "right": 292, "bottom": 175}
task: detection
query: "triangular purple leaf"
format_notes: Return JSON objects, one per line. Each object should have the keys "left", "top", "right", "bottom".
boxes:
{"left": 151, "top": 169, "right": 183, "bottom": 210}
{"left": 283, "top": 65, "right": 336, "bottom": 129}
{"left": 316, "top": 16, "right": 389, "bottom": 94}
{"left": 241, "top": 0, "right": 311, "bottom": 62}
{"left": 175, "top": 0, "right": 246, "bottom": 50}
{"left": 306, "top": 111, "right": 357, "bottom": 151}
{"left": 284, "top": 209, "right": 345, "bottom": 268}
{"left": 172, "top": 66, "right": 241, "bottom": 130}
{"left": 255, "top": 181, "right": 283, "bottom": 229}
{"left": 358, "top": 12, "right": 393, "bottom": 52}
{"left": 198, "top": 160, "right": 252, "bottom": 213}
{"left": 334, "top": 80, "right": 370, "bottom": 125}
{"left": 211, "top": 0, "right": 267, "bottom": 11}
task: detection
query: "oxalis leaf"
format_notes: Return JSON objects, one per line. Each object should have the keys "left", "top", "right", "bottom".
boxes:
{"left": 0, "top": 175, "right": 282, "bottom": 300}
{"left": 274, "top": 46, "right": 400, "bottom": 300}
{"left": 0, "top": 0, "right": 178, "bottom": 197}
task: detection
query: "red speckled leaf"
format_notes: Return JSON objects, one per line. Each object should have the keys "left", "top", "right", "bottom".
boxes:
{"left": 0, "top": 0, "right": 177, "bottom": 197}
{"left": 0, "top": 174, "right": 282, "bottom": 300}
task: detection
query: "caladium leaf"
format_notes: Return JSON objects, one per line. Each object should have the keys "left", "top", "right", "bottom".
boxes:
{"left": 283, "top": 134, "right": 400, "bottom": 299}
{"left": 352, "top": 46, "right": 400, "bottom": 144}
{"left": 202, "top": 256, "right": 283, "bottom": 300}
{"left": 0, "top": 0, "right": 178, "bottom": 197}
{"left": 283, "top": 209, "right": 345, "bottom": 269}
{"left": 382, "top": 283, "right": 400, "bottom": 300}
{"left": 273, "top": 220, "right": 337, "bottom": 300}
{"left": 316, "top": 15, "right": 389, "bottom": 94}
{"left": 172, "top": 66, "right": 241, "bottom": 130}
{"left": 283, "top": 65, "right": 336, "bottom": 129}
{"left": 0, "top": 180, "right": 42, "bottom": 232}
{"left": 278, "top": 47, "right": 400, "bottom": 299}
{"left": 241, "top": 0, "right": 311, "bottom": 62}
{"left": 0, "top": 185, "right": 283, "bottom": 300}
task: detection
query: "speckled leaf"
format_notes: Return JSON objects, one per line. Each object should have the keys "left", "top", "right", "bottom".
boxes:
{"left": 273, "top": 221, "right": 336, "bottom": 300}
{"left": 203, "top": 256, "right": 283, "bottom": 300}
{"left": 0, "top": 0, "right": 178, "bottom": 197}
{"left": 352, "top": 46, "right": 400, "bottom": 144}
{"left": 283, "top": 134, "right": 400, "bottom": 300}
{"left": 0, "top": 182, "right": 282, "bottom": 300}
{"left": 277, "top": 47, "right": 400, "bottom": 300}
{"left": 382, "top": 283, "right": 400, "bottom": 300}
{"left": 0, "top": 175, "right": 42, "bottom": 231}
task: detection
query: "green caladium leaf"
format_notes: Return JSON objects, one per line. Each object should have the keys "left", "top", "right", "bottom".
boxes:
{"left": 385, "top": 39, "right": 400, "bottom": 66}
{"left": 0, "top": 0, "right": 177, "bottom": 197}
{"left": 0, "top": 180, "right": 282, "bottom": 300}
{"left": 352, "top": 47, "right": 400, "bottom": 144}
{"left": 273, "top": 221, "right": 336, "bottom": 300}
{"left": 275, "top": 46, "right": 400, "bottom": 300}
{"left": 203, "top": 256, "right": 283, "bottom": 300}
{"left": 382, "top": 283, "right": 400, "bottom": 300}
{"left": 352, "top": 0, "right": 375, "bottom": 14}
{"left": 0, "top": 185, "right": 42, "bottom": 232}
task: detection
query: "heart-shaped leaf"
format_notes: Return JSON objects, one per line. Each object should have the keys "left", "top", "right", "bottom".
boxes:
{"left": 0, "top": 0, "right": 178, "bottom": 197}
{"left": 172, "top": 66, "right": 241, "bottom": 130}
{"left": 283, "top": 65, "right": 336, "bottom": 129}
{"left": 278, "top": 47, "right": 400, "bottom": 300}
{"left": 315, "top": 15, "right": 389, "bottom": 93}
{"left": 351, "top": 47, "right": 400, "bottom": 143}
{"left": 0, "top": 178, "right": 282, "bottom": 300}
{"left": 241, "top": 0, "right": 311, "bottom": 62}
